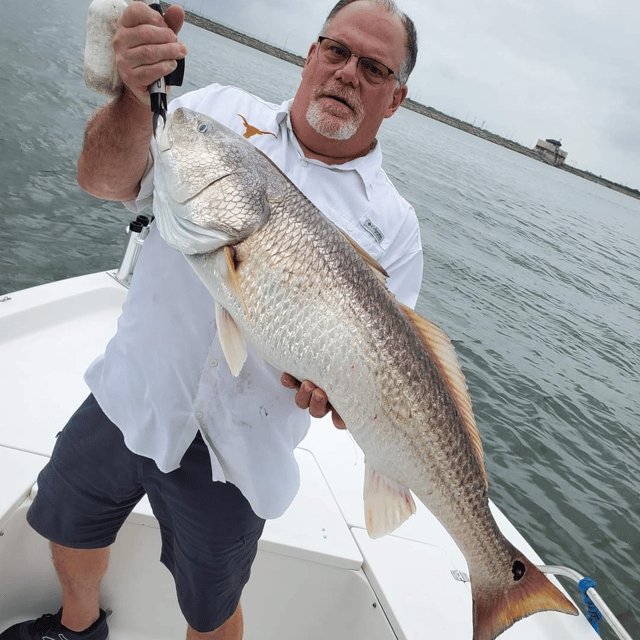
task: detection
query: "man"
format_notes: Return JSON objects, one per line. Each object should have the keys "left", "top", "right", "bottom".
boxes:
{"left": 0, "top": 1, "right": 421, "bottom": 639}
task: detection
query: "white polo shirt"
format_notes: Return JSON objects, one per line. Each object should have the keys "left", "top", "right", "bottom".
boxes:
{"left": 85, "top": 83, "right": 423, "bottom": 519}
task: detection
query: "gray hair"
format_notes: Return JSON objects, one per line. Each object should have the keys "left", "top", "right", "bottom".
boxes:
{"left": 320, "top": 0, "right": 418, "bottom": 85}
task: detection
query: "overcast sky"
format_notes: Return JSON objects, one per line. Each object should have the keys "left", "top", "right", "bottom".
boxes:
{"left": 181, "top": 0, "right": 638, "bottom": 188}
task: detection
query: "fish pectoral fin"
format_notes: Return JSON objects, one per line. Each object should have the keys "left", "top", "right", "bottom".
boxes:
{"left": 223, "top": 246, "right": 251, "bottom": 324}
{"left": 215, "top": 301, "right": 247, "bottom": 377}
{"left": 364, "top": 463, "right": 416, "bottom": 538}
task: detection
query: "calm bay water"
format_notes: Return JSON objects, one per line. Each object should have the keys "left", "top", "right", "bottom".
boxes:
{"left": 1, "top": 0, "right": 639, "bottom": 636}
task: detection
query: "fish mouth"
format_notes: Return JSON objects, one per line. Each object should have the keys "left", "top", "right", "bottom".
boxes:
{"left": 166, "top": 168, "right": 236, "bottom": 206}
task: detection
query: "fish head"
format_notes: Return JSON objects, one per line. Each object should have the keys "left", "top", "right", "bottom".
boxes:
{"left": 154, "top": 108, "right": 271, "bottom": 252}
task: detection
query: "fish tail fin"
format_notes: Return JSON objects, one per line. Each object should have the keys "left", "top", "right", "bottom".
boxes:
{"left": 472, "top": 555, "right": 578, "bottom": 640}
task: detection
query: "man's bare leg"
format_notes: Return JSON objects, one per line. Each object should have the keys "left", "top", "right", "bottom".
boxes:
{"left": 186, "top": 604, "right": 243, "bottom": 640}
{"left": 51, "top": 542, "right": 109, "bottom": 632}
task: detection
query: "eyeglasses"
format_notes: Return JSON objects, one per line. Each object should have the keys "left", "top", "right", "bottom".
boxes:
{"left": 317, "top": 37, "right": 396, "bottom": 85}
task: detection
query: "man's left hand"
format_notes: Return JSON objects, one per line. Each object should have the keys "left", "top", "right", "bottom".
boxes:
{"left": 281, "top": 373, "right": 346, "bottom": 429}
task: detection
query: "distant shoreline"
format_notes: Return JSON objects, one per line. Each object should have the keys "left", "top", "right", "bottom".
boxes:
{"left": 402, "top": 100, "right": 640, "bottom": 201}
{"left": 171, "top": 4, "right": 639, "bottom": 202}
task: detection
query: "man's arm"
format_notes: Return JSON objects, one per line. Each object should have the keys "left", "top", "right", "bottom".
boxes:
{"left": 77, "top": 3, "right": 186, "bottom": 201}
{"left": 77, "top": 90, "right": 153, "bottom": 201}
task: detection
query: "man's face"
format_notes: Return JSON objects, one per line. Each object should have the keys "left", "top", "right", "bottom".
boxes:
{"left": 291, "top": 1, "right": 409, "bottom": 161}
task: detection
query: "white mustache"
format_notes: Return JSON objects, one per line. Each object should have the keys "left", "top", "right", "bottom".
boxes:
{"left": 315, "top": 82, "right": 364, "bottom": 117}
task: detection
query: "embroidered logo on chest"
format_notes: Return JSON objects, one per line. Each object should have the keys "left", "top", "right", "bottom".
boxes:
{"left": 238, "top": 114, "right": 276, "bottom": 139}
{"left": 361, "top": 218, "right": 385, "bottom": 245}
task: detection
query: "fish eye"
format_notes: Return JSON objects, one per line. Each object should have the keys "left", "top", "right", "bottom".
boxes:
{"left": 197, "top": 123, "right": 210, "bottom": 133}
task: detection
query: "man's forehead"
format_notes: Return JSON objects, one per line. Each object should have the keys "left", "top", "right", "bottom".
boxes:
{"left": 326, "top": 3, "right": 404, "bottom": 41}
{"left": 325, "top": 2, "right": 406, "bottom": 63}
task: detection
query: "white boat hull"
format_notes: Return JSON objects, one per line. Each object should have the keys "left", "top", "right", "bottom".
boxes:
{"left": 0, "top": 272, "right": 600, "bottom": 639}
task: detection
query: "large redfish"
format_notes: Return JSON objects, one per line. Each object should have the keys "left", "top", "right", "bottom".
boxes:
{"left": 154, "top": 108, "right": 578, "bottom": 640}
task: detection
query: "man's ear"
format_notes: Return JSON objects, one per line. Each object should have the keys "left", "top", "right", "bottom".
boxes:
{"left": 304, "top": 41, "right": 318, "bottom": 68}
{"left": 384, "top": 84, "right": 409, "bottom": 119}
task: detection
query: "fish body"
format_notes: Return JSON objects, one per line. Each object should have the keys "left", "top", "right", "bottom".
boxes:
{"left": 154, "top": 108, "right": 578, "bottom": 640}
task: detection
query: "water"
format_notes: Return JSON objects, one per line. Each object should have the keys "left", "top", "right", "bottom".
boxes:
{"left": 1, "top": 0, "right": 639, "bottom": 636}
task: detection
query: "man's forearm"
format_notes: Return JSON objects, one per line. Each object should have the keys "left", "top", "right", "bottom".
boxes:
{"left": 77, "top": 88, "right": 153, "bottom": 202}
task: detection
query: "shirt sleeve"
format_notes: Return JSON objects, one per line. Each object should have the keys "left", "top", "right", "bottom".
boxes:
{"left": 123, "top": 151, "right": 154, "bottom": 213}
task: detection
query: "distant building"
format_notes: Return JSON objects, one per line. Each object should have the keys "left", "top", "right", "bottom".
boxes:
{"left": 534, "top": 138, "right": 568, "bottom": 166}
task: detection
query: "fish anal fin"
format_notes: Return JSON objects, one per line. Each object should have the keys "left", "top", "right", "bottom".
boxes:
{"left": 340, "top": 231, "right": 389, "bottom": 286}
{"left": 364, "top": 463, "right": 416, "bottom": 538}
{"left": 400, "top": 303, "right": 488, "bottom": 486}
{"left": 472, "top": 556, "right": 578, "bottom": 640}
{"left": 215, "top": 301, "right": 247, "bottom": 377}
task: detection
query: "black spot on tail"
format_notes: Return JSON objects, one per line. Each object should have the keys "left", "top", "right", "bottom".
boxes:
{"left": 512, "top": 560, "right": 526, "bottom": 581}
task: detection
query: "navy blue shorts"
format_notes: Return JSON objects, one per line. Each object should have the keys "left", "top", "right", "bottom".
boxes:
{"left": 27, "top": 394, "right": 265, "bottom": 632}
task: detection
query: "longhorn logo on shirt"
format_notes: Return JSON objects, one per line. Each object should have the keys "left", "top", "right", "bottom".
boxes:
{"left": 238, "top": 114, "right": 276, "bottom": 139}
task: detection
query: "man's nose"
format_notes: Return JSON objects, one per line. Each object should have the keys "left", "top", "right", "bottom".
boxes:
{"left": 335, "top": 55, "right": 360, "bottom": 86}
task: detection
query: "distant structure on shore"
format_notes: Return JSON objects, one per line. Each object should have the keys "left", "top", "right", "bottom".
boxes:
{"left": 534, "top": 139, "right": 568, "bottom": 166}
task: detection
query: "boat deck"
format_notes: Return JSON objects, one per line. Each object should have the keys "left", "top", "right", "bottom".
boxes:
{"left": 0, "top": 272, "right": 599, "bottom": 639}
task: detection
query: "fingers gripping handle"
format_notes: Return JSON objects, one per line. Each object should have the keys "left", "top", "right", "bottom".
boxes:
{"left": 84, "top": 0, "right": 184, "bottom": 121}
{"left": 148, "top": 2, "right": 185, "bottom": 87}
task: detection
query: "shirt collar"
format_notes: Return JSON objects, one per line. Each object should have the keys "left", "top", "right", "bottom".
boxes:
{"left": 271, "top": 99, "right": 381, "bottom": 201}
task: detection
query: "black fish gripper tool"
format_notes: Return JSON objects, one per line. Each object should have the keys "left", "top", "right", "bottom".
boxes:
{"left": 148, "top": 2, "right": 185, "bottom": 132}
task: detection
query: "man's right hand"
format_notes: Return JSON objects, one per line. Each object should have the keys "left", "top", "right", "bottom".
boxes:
{"left": 113, "top": 2, "right": 187, "bottom": 106}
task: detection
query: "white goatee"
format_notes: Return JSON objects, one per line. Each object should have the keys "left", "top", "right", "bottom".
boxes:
{"left": 305, "top": 84, "right": 365, "bottom": 140}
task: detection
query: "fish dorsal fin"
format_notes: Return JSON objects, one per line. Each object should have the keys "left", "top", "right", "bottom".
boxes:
{"left": 215, "top": 301, "right": 247, "bottom": 377}
{"left": 340, "top": 231, "right": 389, "bottom": 286}
{"left": 364, "top": 462, "right": 416, "bottom": 538}
{"left": 400, "top": 304, "right": 488, "bottom": 485}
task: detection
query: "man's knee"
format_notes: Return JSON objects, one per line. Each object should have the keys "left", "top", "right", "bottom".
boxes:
{"left": 186, "top": 603, "right": 243, "bottom": 640}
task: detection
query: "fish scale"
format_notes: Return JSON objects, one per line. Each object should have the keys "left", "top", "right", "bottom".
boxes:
{"left": 155, "top": 107, "right": 579, "bottom": 640}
